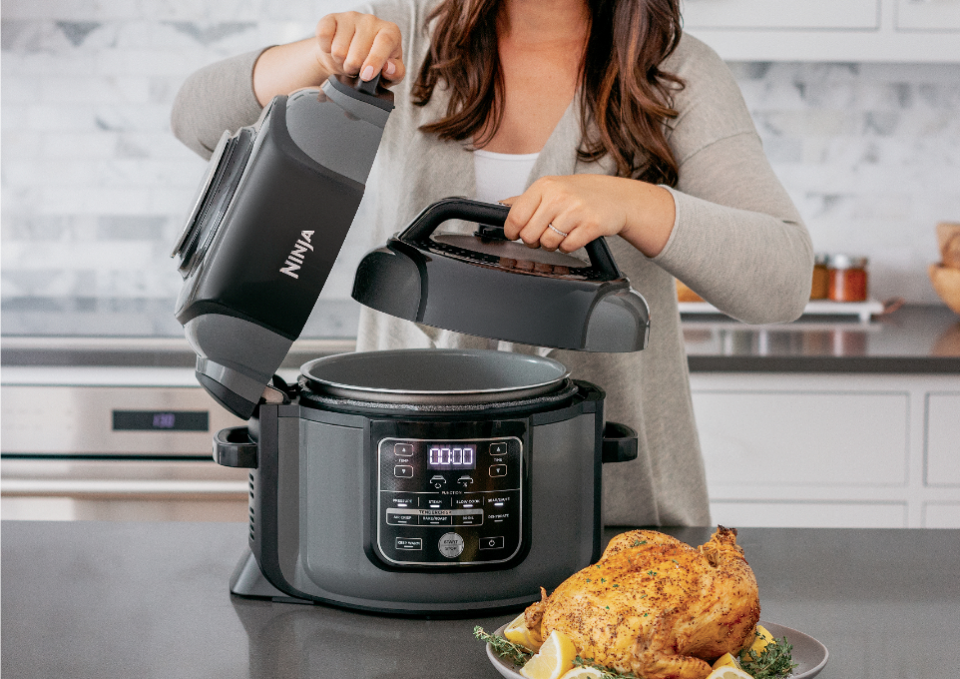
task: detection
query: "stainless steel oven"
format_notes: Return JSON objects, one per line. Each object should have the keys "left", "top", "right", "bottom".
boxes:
{"left": 1, "top": 336, "right": 353, "bottom": 522}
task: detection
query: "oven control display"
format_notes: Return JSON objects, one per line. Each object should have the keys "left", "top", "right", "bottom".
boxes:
{"left": 376, "top": 437, "right": 522, "bottom": 567}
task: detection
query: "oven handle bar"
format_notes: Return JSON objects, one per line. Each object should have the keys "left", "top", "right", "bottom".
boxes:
{"left": 1, "top": 479, "right": 247, "bottom": 497}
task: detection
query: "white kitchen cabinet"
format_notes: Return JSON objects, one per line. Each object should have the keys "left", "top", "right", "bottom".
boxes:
{"left": 690, "top": 373, "right": 960, "bottom": 528}
{"left": 693, "top": 391, "right": 908, "bottom": 487}
{"left": 925, "top": 393, "right": 960, "bottom": 486}
{"left": 682, "top": 0, "right": 960, "bottom": 62}
{"left": 896, "top": 0, "right": 960, "bottom": 31}
{"left": 682, "top": 0, "right": 879, "bottom": 30}
{"left": 708, "top": 501, "right": 908, "bottom": 528}
{"left": 923, "top": 503, "right": 960, "bottom": 527}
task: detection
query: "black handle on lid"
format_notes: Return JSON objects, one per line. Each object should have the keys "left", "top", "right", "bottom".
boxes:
{"left": 398, "top": 197, "right": 624, "bottom": 279}
{"left": 355, "top": 72, "right": 382, "bottom": 96}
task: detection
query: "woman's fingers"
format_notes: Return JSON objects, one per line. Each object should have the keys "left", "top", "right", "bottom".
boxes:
{"left": 502, "top": 192, "right": 540, "bottom": 241}
{"left": 363, "top": 26, "right": 404, "bottom": 82}
{"left": 504, "top": 177, "right": 577, "bottom": 251}
{"left": 501, "top": 175, "right": 634, "bottom": 253}
{"left": 517, "top": 200, "right": 560, "bottom": 249}
{"left": 315, "top": 14, "right": 339, "bottom": 54}
{"left": 315, "top": 12, "right": 405, "bottom": 85}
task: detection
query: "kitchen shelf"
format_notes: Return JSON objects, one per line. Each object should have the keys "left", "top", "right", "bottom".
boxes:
{"left": 680, "top": 299, "right": 886, "bottom": 322}
{"left": 681, "top": 0, "right": 960, "bottom": 62}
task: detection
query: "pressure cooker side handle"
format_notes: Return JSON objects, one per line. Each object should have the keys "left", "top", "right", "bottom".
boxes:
{"left": 398, "top": 197, "right": 624, "bottom": 279}
{"left": 601, "top": 422, "right": 638, "bottom": 463}
{"left": 213, "top": 426, "right": 258, "bottom": 468}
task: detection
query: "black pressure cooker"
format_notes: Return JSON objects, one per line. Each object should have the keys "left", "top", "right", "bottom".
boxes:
{"left": 172, "top": 75, "right": 650, "bottom": 614}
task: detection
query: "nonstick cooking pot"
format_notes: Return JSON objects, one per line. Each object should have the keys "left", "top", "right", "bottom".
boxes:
{"left": 215, "top": 349, "right": 637, "bottom": 615}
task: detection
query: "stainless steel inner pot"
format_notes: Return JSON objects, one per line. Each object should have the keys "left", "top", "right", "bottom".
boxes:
{"left": 300, "top": 349, "right": 570, "bottom": 405}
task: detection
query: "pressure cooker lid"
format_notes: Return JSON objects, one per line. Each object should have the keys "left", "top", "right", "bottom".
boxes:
{"left": 352, "top": 198, "right": 651, "bottom": 352}
{"left": 300, "top": 349, "right": 570, "bottom": 405}
{"left": 431, "top": 234, "right": 591, "bottom": 274}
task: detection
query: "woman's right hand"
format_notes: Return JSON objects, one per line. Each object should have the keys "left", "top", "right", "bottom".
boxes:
{"left": 253, "top": 12, "right": 404, "bottom": 106}
{"left": 315, "top": 12, "right": 405, "bottom": 85}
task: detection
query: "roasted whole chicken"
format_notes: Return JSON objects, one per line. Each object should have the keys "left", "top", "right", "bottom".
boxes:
{"left": 524, "top": 527, "right": 760, "bottom": 679}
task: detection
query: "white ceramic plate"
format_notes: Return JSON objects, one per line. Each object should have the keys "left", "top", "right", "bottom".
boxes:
{"left": 485, "top": 620, "right": 828, "bottom": 679}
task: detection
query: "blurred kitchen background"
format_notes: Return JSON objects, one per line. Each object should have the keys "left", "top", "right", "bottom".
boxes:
{"left": 2, "top": 0, "right": 959, "bottom": 527}
{"left": 2, "top": 0, "right": 959, "bottom": 328}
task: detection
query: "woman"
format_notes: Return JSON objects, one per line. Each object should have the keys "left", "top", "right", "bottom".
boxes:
{"left": 171, "top": 0, "right": 813, "bottom": 527}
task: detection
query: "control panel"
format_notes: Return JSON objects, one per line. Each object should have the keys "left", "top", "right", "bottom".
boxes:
{"left": 376, "top": 436, "right": 522, "bottom": 566}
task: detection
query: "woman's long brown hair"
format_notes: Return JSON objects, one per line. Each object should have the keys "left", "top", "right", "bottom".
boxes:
{"left": 411, "top": 0, "right": 684, "bottom": 186}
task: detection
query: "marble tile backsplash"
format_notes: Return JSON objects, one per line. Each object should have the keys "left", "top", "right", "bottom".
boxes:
{"left": 2, "top": 0, "right": 959, "bottom": 333}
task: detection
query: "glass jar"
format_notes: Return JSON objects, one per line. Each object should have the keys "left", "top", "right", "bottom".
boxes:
{"left": 810, "top": 253, "right": 830, "bottom": 300}
{"left": 827, "top": 254, "right": 869, "bottom": 302}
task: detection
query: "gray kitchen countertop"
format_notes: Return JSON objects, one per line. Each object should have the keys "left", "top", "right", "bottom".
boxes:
{"left": 683, "top": 304, "right": 960, "bottom": 373}
{"left": 2, "top": 521, "right": 959, "bottom": 678}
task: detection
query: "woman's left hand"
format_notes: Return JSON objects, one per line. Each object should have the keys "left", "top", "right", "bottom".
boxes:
{"left": 501, "top": 174, "right": 677, "bottom": 258}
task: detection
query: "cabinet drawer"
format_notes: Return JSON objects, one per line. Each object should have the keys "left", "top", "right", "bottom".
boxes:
{"left": 710, "top": 501, "right": 907, "bottom": 528}
{"left": 926, "top": 393, "right": 960, "bottom": 486}
{"left": 692, "top": 391, "right": 909, "bottom": 486}
{"left": 897, "top": 0, "right": 960, "bottom": 31}
{"left": 923, "top": 503, "right": 960, "bottom": 528}
{"left": 681, "top": 0, "right": 879, "bottom": 29}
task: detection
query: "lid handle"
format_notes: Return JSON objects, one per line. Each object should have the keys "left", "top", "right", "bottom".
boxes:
{"left": 355, "top": 72, "right": 382, "bottom": 96}
{"left": 399, "top": 197, "right": 624, "bottom": 279}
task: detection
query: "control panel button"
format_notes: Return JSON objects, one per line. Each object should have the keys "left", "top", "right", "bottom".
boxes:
{"left": 394, "top": 443, "right": 414, "bottom": 457}
{"left": 485, "top": 494, "right": 513, "bottom": 508}
{"left": 456, "top": 475, "right": 474, "bottom": 488}
{"left": 394, "top": 465, "right": 414, "bottom": 478}
{"left": 395, "top": 537, "right": 422, "bottom": 550}
{"left": 386, "top": 511, "right": 417, "bottom": 526}
{"left": 451, "top": 495, "right": 483, "bottom": 509}
{"left": 438, "top": 533, "right": 465, "bottom": 558}
{"left": 453, "top": 511, "right": 483, "bottom": 526}
{"left": 420, "top": 496, "right": 448, "bottom": 510}
{"left": 387, "top": 495, "right": 417, "bottom": 509}
{"left": 479, "top": 536, "right": 505, "bottom": 550}
{"left": 419, "top": 513, "right": 452, "bottom": 526}
{"left": 490, "top": 442, "right": 508, "bottom": 456}
{"left": 485, "top": 493, "right": 515, "bottom": 525}
{"left": 489, "top": 464, "right": 507, "bottom": 477}
{"left": 429, "top": 474, "right": 447, "bottom": 489}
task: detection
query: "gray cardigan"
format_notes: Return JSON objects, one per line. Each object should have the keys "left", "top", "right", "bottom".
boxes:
{"left": 171, "top": 0, "right": 813, "bottom": 527}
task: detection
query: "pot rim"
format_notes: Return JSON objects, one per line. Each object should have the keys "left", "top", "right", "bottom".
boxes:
{"left": 300, "top": 348, "right": 571, "bottom": 405}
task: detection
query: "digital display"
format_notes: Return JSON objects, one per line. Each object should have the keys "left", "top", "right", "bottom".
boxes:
{"left": 112, "top": 410, "right": 209, "bottom": 432}
{"left": 427, "top": 444, "right": 477, "bottom": 470}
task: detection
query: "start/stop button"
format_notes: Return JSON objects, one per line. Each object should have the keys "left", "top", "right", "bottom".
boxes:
{"left": 437, "top": 532, "right": 464, "bottom": 558}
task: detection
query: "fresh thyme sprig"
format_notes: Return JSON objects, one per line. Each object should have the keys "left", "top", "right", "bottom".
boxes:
{"left": 474, "top": 626, "right": 534, "bottom": 667}
{"left": 573, "top": 656, "right": 648, "bottom": 679}
{"left": 738, "top": 636, "right": 798, "bottom": 679}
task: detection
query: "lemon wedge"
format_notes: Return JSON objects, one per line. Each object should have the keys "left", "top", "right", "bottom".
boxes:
{"left": 705, "top": 667, "right": 753, "bottom": 679}
{"left": 519, "top": 630, "right": 578, "bottom": 679}
{"left": 712, "top": 652, "right": 740, "bottom": 669}
{"left": 558, "top": 666, "right": 605, "bottom": 679}
{"left": 741, "top": 623, "right": 774, "bottom": 659}
{"left": 504, "top": 611, "right": 544, "bottom": 652}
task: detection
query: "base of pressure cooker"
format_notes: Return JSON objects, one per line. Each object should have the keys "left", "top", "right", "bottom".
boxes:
{"left": 228, "top": 549, "right": 542, "bottom": 616}
{"left": 229, "top": 551, "right": 313, "bottom": 605}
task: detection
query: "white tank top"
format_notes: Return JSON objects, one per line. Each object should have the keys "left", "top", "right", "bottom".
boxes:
{"left": 473, "top": 149, "right": 540, "bottom": 203}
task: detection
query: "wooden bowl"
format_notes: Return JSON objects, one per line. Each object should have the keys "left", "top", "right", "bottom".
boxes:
{"left": 929, "top": 263, "right": 960, "bottom": 315}
{"left": 676, "top": 279, "right": 704, "bottom": 303}
{"left": 937, "top": 222, "right": 960, "bottom": 269}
